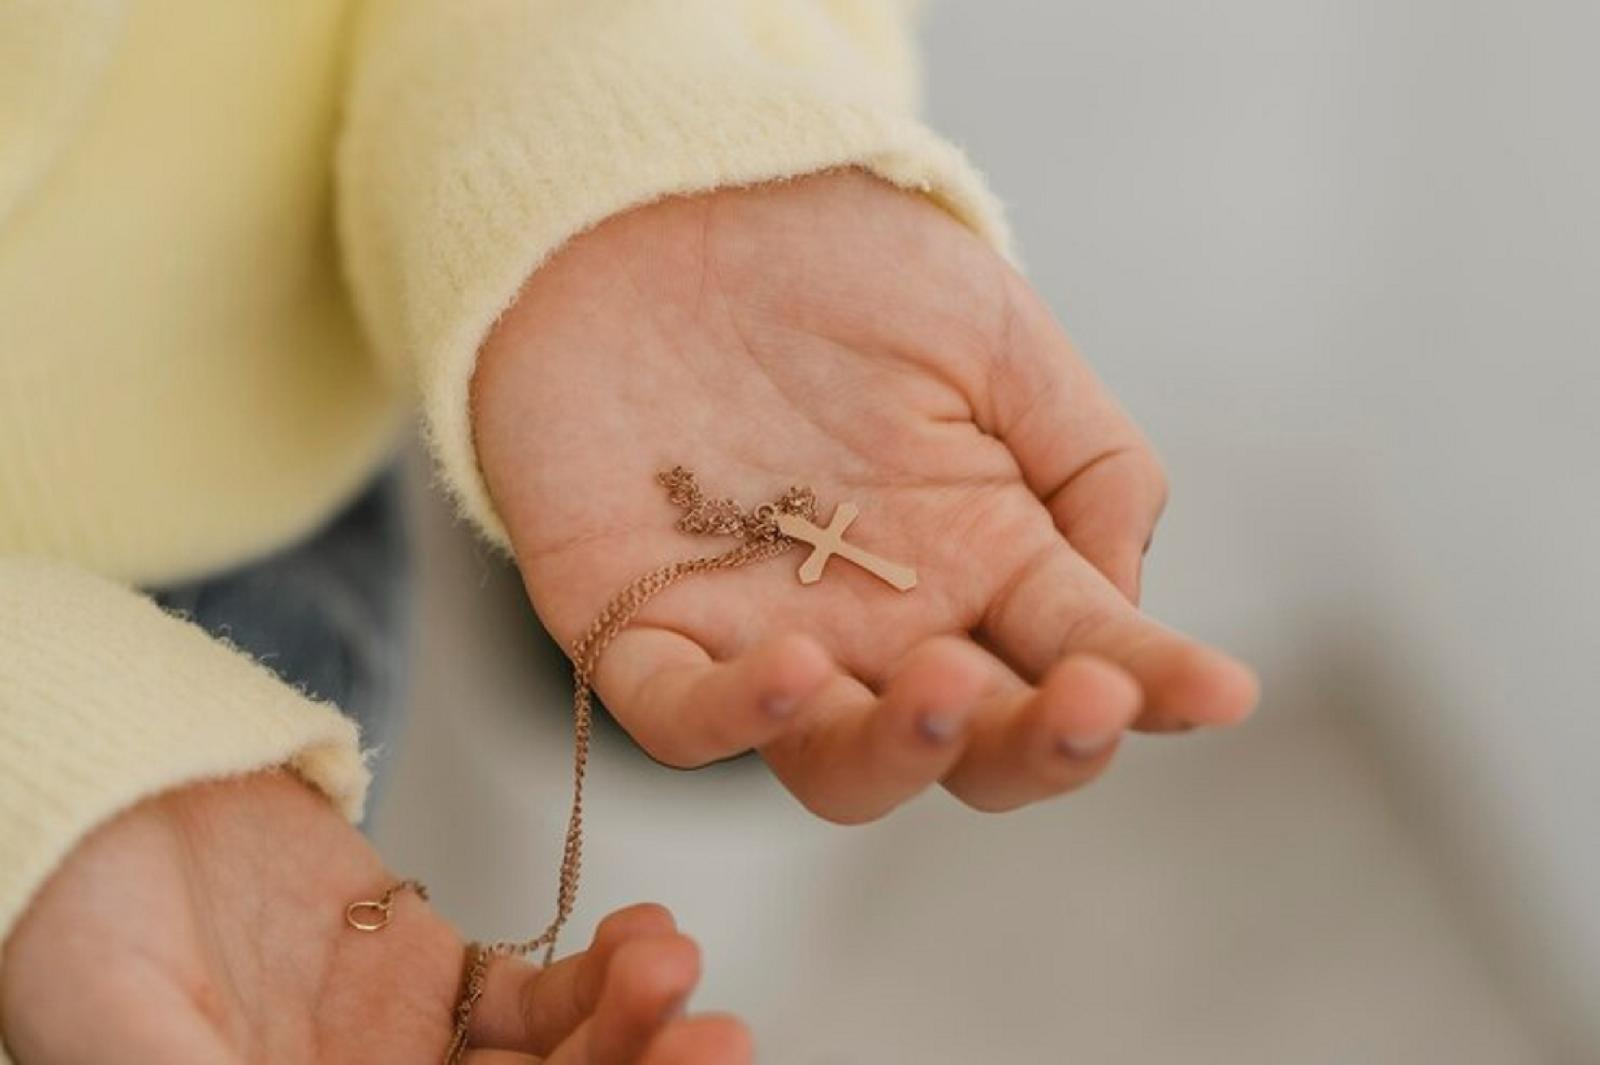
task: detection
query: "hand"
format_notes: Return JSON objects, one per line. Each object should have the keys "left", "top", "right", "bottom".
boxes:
{"left": 474, "top": 170, "right": 1259, "bottom": 823}
{"left": 0, "top": 772, "right": 750, "bottom": 1065}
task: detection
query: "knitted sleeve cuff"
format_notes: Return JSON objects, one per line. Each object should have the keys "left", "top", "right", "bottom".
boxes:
{"left": 0, "top": 558, "right": 369, "bottom": 959}
{"left": 337, "top": 0, "right": 1013, "bottom": 546}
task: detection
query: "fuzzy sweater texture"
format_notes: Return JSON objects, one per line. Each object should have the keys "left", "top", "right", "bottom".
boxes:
{"left": 0, "top": 0, "right": 1008, "bottom": 1045}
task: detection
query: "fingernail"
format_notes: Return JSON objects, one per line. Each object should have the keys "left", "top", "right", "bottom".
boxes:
{"left": 1056, "top": 731, "right": 1119, "bottom": 760}
{"left": 917, "top": 710, "right": 963, "bottom": 744}
{"left": 762, "top": 694, "right": 800, "bottom": 718}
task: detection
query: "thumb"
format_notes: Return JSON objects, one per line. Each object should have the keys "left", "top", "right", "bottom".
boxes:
{"left": 979, "top": 273, "right": 1167, "bottom": 603}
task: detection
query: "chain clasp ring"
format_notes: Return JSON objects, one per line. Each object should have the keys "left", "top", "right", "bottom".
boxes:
{"left": 345, "top": 898, "right": 393, "bottom": 932}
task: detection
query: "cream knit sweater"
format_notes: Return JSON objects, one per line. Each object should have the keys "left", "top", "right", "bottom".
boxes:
{"left": 0, "top": 0, "right": 1008, "bottom": 1029}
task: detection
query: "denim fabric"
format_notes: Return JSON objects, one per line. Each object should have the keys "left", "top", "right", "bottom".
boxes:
{"left": 149, "top": 465, "right": 416, "bottom": 820}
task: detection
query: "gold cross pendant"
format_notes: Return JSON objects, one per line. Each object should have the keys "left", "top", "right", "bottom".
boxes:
{"left": 774, "top": 504, "right": 918, "bottom": 592}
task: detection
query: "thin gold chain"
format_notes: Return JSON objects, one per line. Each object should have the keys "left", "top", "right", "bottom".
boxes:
{"left": 443, "top": 943, "right": 491, "bottom": 1065}
{"left": 441, "top": 467, "right": 816, "bottom": 1063}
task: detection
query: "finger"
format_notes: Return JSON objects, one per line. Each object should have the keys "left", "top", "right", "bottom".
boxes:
{"left": 592, "top": 629, "right": 835, "bottom": 767}
{"left": 644, "top": 1015, "right": 756, "bottom": 1065}
{"left": 585, "top": 935, "right": 704, "bottom": 1065}
{"left": 980, "top": 274, "right": 1166, "bottom": 602}
{"left": 759, "top": 636, "right": 995, "bottom": 824}
{"left": 980, "top": 540, "right": 1258, "bottom": 730}
{"left": 541, "top": 1015, "right": 754, "bottom": 1065}
{"left": 532, "top": 904, "right": 679, "bottom": 1053}
{"left": 943, "top": 654, "right": 1142, "bottom": 811}
{"left": 473, "top": 903, "right": 680, "bottom": 1053}
{"left": 461, "top": 1053, "right": 541, "bottom": 1064}
{"left": 537, "top": 1020, "right": 595, "bottom": 1065}
{"left": 468, "top": 955, "right": 545, "bottom": 1051}
{"left": 1043, "top": 443, "right": 1167, "bottom": 604}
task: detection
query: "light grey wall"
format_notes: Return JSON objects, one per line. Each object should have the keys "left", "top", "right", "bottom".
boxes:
{"left": 917, "top": 0, "right": 1598, "bottom": 1048}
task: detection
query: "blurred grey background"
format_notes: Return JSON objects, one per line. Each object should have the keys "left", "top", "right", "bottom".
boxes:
{"left": 378, "top": 2, "right": 1599, "bottom": 1062}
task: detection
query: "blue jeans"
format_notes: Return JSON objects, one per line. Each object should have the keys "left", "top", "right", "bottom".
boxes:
{"left": 148, "top": 465, "right": 416, "bottom": 821}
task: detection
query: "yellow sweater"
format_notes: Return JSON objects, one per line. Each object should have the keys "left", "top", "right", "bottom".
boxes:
{"left": 0, "top": 0, "right": 1008, "bottom": 1020}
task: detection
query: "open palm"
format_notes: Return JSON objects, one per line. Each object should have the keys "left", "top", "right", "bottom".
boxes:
{"left": 0, "top": 773, "right": 749, "bottom": 1065}
{"left": 474, "top": 170, "right": 1258, "bottom": 823}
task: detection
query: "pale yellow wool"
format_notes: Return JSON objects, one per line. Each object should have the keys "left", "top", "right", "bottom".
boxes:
{"left": 0, "top": 559, "right": 371, "bottom": 964}
{"left": 0, "top": 0, "right": 1009, "bottom": 1033}
{"left": 339, "top": 0, "right": 1014, "bottom": 546}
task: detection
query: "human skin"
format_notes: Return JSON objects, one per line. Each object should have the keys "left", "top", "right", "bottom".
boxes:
{"left": 474, "top": 169, "right": 1259, "bottom": 822}
{"left": 1, "top": 172, "right": 1260, "bottom": 1060}
{"left": 0, "top": 772, "right": 751, "bottom": 1064}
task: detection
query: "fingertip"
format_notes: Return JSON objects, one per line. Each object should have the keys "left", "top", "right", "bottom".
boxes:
{"left": 943, "top": 653, "right": 1142, "bottom": 812}
{"left": 1050, "top": 654, "right": 1142, "bottom": 717}
{"left": 750, "top": 634, "right": 835, "bottom": 718}
{"left": 582, "top": 903, "right": 682, "bottom": 1008}
{"left": 1209, "top": 655, "right": 1261, "bottom": 725}
{"left": 579, "top": 915, "right": 689, "bottom": 1018}
{"left": 588, "top": 934, "right": 707, "bottom": 1063}
{"left": 592, "top": 902, "right": 678, "bottom": 950}
{"left": 765, "top": 638, "right": 999, "bottom": 829}
{"left": 877, "top": 637, "right": 996, "bottom": 757}
{"left": 609, "top": 934, "right": 702, "bottom": 1012}
{"left": 1039, "top": 655, "right": 1141, "bottom": 760}
{"left": 1151, "top": 645, "right": 1260, "bottom": 727}
{"left": 616, "top": 631, "right": 841, "bottom": 766}
{"left": 647, "top": 1015, "right": 756, "bottom": 1065}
